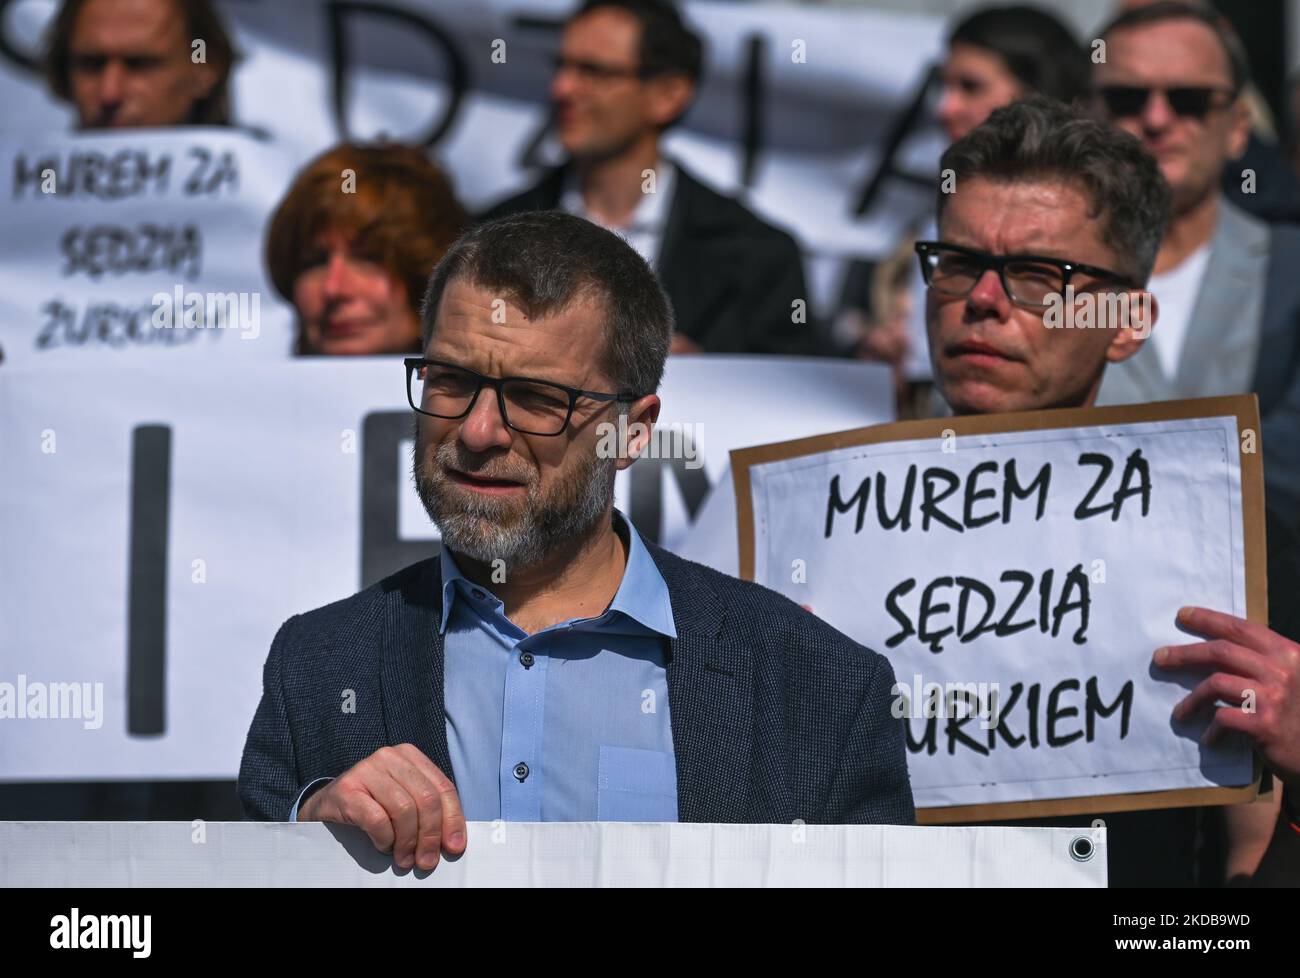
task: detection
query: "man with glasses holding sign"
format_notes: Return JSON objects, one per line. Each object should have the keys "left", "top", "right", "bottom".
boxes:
{"left": 1090, "top": 1, "right": 1300, "bottom": 524}
{"left": 238, "top": 211, "right": 914, "bottom": 872}
{"left": 915, "top": 95, "right": 1300, "bottom": 885}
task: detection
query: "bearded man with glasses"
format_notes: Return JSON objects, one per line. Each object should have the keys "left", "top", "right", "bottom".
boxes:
{"left": 1090, "top": 2, "right": 1300, "bottom": 525}
{"left": 238, "top": 211, "right": 915, "bottom": 872}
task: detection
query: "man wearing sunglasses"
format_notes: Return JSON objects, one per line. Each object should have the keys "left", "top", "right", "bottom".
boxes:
{"left": 481, "top": 0, "right": 817, "bottom": 357}
{"left": 1091, "top": 1, "right": 1300, "bottom": 523}
{"left": 238, "top": 211, "right": 915, "bottom": 870}
{"left": 922, "top": 95, "right": 1300, "bottom": 886}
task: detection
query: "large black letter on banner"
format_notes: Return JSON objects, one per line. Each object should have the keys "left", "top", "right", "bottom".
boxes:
{"left": 361, "top": 411, "right": 436, "bottom": 588}
{"left": 326, "top": 1, "right": 469, "bottom": 147}
{"left": 127, "top": 424, "right": 170, "bottom": 736}
{"left": 0, "top": 0, "right": 42, "bottom": 75}
{"left": 851, "top": 62, "right": 940, "bottom": 217}
{"left": 628, "top": 455, "right": 710, "bottom": 546}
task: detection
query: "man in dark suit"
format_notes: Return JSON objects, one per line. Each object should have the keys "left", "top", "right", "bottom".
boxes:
{"left": 481, "top": 0, "right": 817, "bottom": 356}
{"left": 920, "top": 96, "right": 1300, "bottom": 886}
{"left": 238, "top": 211, "right": 914, "bottom": 872}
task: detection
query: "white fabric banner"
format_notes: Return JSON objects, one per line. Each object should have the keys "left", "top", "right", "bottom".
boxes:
{"left": 0, "top": 356, "right": 890, "bottom": 781}
{"left": 741, "top": 413, "right": 1255, "bottom": 808}
{"left": 0, "top": 821, "right": 1108, "bottom": 887}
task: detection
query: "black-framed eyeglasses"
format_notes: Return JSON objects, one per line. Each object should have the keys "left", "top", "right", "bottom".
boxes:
{"left": 551, "top": 55, "right": 659, "bottom": 83}
{"left": 1095, "top": 84, "right": 1238, "bottom": 120}
{"left": 915, "top": 241, "right": 1139, "bottom": 309}
{"left": 404, "top": 357, "right": 639, "bottom": 436}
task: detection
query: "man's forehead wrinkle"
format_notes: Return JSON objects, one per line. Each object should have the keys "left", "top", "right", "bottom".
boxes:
{"left": 461, "top": 272, "right": 605, "bottom": 324}
{"left": 941, "top": 179, "right": 1116, "bottom": 272}
{"left": 430, "top": 285, "right": 603, "bottom": 388}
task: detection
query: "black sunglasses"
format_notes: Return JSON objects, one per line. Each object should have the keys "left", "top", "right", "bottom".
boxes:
{"left": 404, "top": 357, "right": 639, "bottom": 437}
{"left": 915, "top": 241, "right": 1139, "bottom": 308}
{"left": 1096, "top": 84, "right": 1237, "bottom": 120}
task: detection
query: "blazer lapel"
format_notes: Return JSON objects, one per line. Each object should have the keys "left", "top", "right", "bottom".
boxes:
{"left": 379, "top": 558, "right": 456, "bottom": 783}
{"left": 1176, "top": 200, "right": 1267, "bottom": 398}
{"left": 656, "top": 164, "right": 747, "bottom": 339}
{"left": 645, "top": 538, "right": 756, "bottom": 822}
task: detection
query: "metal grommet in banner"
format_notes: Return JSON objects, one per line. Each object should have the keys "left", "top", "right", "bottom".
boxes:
{"left": 1069, "top": 835, "right": 1095, "bottom": 862}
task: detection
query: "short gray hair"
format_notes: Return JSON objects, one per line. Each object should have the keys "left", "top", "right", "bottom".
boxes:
{"left": 937, "top": 96, "right": 1171, "bottom": 284}
{"left": 420, "top": 211, "right": 673, "bottom": 396}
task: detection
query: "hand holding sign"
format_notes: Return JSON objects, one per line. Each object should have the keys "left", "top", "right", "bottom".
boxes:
{"left": 1158, "top": 606, "right": 1300, "bottom": 792}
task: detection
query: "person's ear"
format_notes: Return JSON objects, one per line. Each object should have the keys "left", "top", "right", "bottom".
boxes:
{"left": 615, "top": 394, "right": 661, "bottom": 472}
{"left": 645, "top": 74, "right": 693, "bottom": 129}
{"left": 189, "top": 59, "right": 221, "bottom": 103}
{"left": 1225, "top": 94, "right": 1251, "bottom": 162}
{"left": 1105, "top": 289, "right": 1158, "bottom": 364}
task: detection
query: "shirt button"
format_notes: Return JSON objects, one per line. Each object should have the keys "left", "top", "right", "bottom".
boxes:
{"left": 519, "top": 651, "right": 534, "bottom": 669}
{"left": 513, "top": 762, "right": 530, "bottom": 782}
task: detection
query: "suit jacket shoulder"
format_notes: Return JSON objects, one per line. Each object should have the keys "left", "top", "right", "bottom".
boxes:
{"left": 236, "top": 558, "right": 444, "bottom": 821}
{"left": 667, "top": 164, "right": 798, "bottom": 243}
{"left": 658, "top": 163, "right": 818, "bottom": 355}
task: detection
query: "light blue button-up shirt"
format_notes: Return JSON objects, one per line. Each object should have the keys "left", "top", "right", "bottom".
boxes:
{"left": 441, "top": 509, "right": 678, "bottom": 821}
{"left": 288, "top": 509, "right": 679, "bottom": 822}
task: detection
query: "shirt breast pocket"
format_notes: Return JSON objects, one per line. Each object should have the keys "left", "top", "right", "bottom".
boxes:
{"left": 597, "top": 745, "right": 678, "bottom": 822}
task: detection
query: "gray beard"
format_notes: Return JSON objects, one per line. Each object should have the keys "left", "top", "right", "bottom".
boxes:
{"left": 413, "top": 433, "right": 616, "bottom": 572}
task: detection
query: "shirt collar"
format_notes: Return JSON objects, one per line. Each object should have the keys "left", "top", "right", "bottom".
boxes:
{"left": 437, "top": 509, "right": 676, "bottom": 638}
{"left": 559, "top": 158, "right": 676, "bottom": 234}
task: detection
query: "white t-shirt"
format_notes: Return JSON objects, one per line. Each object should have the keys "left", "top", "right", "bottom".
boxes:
{"left": 1146, "top": 244, "right": 1211, "bottom": 378}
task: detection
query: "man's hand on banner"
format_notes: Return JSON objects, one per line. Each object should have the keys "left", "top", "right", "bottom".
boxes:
{"left": 1156, "top": 606, "right": 1300, "bottom": 790}
{"left": 297, "top": 743, "right": 467, "bottom": 871}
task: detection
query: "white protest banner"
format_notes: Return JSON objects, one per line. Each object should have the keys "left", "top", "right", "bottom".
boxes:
{"left": 0, "top": 355, "right": 889, "bottom": 781}
{"left": 732, "top": 398, "right": 1266, "bottom": 819}
{"left": 0, "top": 129, "right": 298, "bottom": 365}
{"left": 0, "top": 0, "right": 948, "bottom": 309}
{"left": 0, "top": 822, "right": 1107, "bottom": 888}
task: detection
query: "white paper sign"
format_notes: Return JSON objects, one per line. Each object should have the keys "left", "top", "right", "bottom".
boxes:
{"left": 0, "top": 129, "right": 299, "bottom": 366}
{"left": 0, "top": 356, "right": 889, "bottom": 781}
{"left": 741, "top": 413, "right": 1255, "bottom": 809}
{"left": 0, "top": 821, "right": 1107, "bottom": 888}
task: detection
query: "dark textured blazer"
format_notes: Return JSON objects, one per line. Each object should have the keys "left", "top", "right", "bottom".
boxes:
{"left": 480, "top": 161, "right": 820, "bottom": 356}
{"left": 238, "top": 536, "right": 915, "bottom": 825}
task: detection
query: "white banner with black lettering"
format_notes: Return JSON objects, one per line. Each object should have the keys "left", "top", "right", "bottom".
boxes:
{"left": 0, "top": 129, "right": 299, "bottom": 365}
{"left": 0, "top": 355, "right": 890, "bottom": 781}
